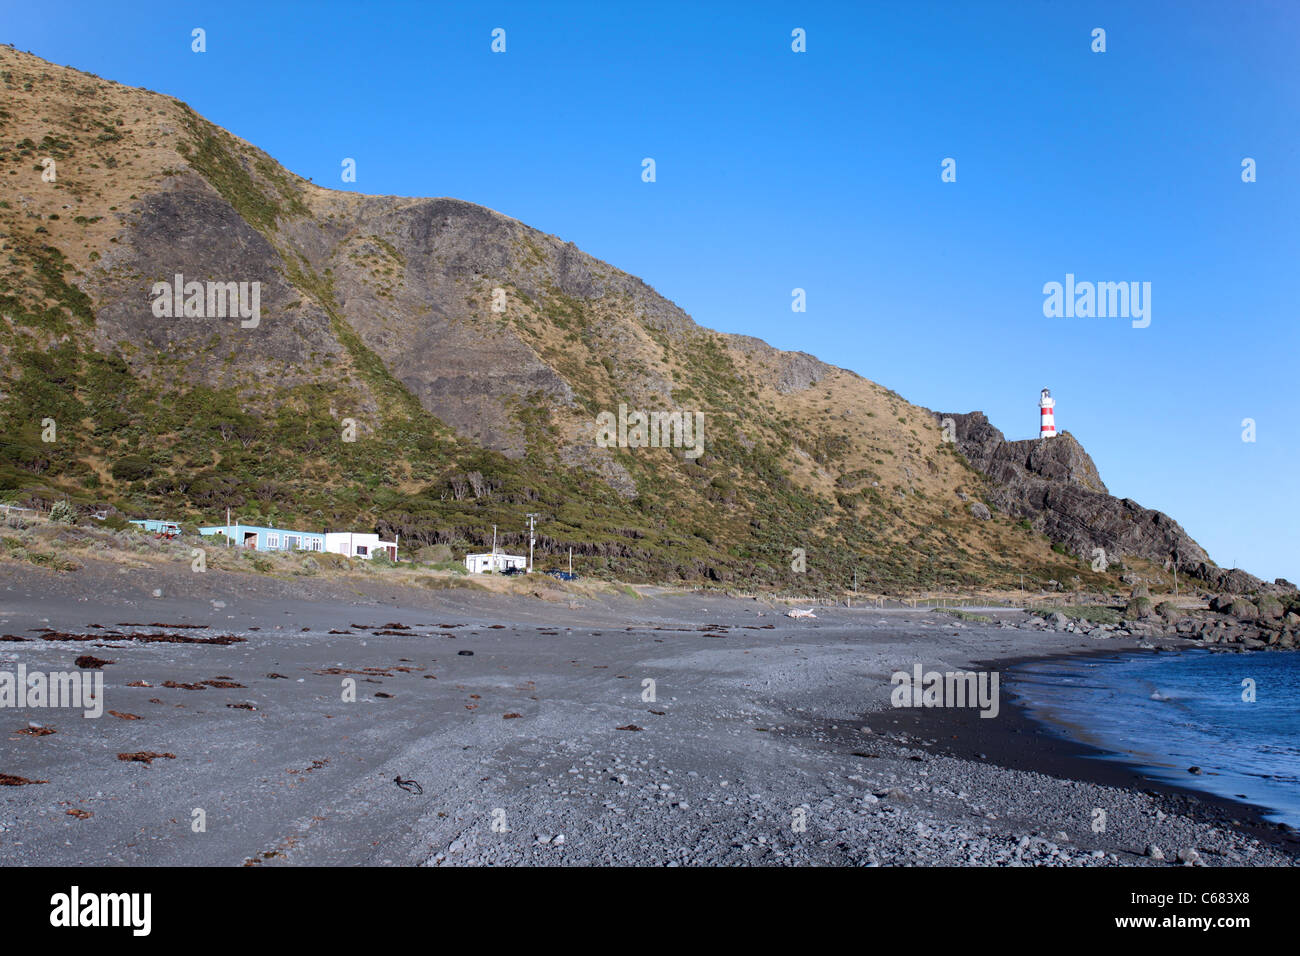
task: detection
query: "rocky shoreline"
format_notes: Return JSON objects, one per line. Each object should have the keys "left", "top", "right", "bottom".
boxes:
{"left": 1018, "top": 583, "right": 1300, "bottom": 652}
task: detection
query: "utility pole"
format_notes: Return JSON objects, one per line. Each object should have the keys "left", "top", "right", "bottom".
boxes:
{"left": 525, "top": 513, "right": 539, "bottom": 574}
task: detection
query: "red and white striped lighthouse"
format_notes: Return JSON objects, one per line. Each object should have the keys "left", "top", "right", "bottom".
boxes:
{"left": 1039, "top": 388, "right": 1056, "bottom": 439}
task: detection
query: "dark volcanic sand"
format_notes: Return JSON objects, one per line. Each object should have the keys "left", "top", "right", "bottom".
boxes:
{"left": 2, "top": 556, "right": 1297, "bottom": 866}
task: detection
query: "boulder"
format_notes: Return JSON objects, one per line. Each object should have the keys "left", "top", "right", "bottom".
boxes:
{"left": 1229, "top": 598, "right": 1259, "bottom": 622}
{"left": 1155, "top": 601, "right": 1182, "bottom": 622}
{"left": 969, "top": 502, "right": 991, "bottom": 520}
{"left": 1125, "top": 597, "right": 1155, "bottom": 620}
{"left": 1257, "top": 595, "right": 1284, "bottom": 621}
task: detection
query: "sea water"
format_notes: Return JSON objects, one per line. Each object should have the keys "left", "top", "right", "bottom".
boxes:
{"left": 1008, "top": 649, "right": 1300, "bottom": 828}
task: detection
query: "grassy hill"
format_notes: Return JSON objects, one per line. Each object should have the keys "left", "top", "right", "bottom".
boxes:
{"left": 0, "top": 46, "right": 1143, "bottom": 593}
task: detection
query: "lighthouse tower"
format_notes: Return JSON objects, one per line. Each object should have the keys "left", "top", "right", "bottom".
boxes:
{"left": 1039, "top": 388, "right": 1056, "bottom": 439}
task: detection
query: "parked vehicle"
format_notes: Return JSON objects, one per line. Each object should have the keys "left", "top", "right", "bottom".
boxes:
{"left": 129, "top": 519, "right": 182, "bottom": 539}
{"left": 544, "top": 570, "right": 578, "bottom": 582}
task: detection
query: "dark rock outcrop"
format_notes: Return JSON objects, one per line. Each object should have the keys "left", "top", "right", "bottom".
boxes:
{"left": 936, "top": 411, "right": 1261, "bottom": 592}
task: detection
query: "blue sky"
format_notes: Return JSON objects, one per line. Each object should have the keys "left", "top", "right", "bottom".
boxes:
{"left": 5, "top": 1, "right": 1297, "bottom": 581}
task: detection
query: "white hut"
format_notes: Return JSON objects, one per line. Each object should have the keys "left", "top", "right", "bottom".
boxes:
{"left": 325, "top": 532, "right": 397, "bottom": 560}
{"left": 464, "top": 552, "right": 526, "bottom": 573}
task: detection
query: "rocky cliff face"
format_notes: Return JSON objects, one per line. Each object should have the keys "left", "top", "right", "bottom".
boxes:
{"left": 0, "top": 47, "right": 1253, "bottom": 591}
{"left": 936, "top": 411, "right": 1260, "bottom": 592}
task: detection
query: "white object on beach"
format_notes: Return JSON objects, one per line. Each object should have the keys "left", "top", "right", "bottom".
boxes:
{"left": 786, "top": 608, "right": 817, "bottom": 619}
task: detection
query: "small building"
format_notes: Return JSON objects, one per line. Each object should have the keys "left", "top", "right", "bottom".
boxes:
{"left": 130, "top": 519, "right": 182, "bottom": 537}
{"left": 198, "top": 523, "right": 325, "bottom": 553}
{"left": 464, "top": 552, "right": 527, "bottom": 574}
{"left": 325, "top": 531, "right": 397, "bottom": 561}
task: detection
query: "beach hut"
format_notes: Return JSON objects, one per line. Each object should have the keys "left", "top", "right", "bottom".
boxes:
{"left": 464, "top": 552, "right": 527, "bottom": 573}
{"left": 325, "top": 531, "right": 398, "bottom": 561}
{"left": 198, "top": 523, "right": 326, "bottom": 552}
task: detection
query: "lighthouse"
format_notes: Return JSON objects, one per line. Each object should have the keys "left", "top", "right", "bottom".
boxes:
{"left": 1039, "top": 388, "right": 1056, "bottom": 439}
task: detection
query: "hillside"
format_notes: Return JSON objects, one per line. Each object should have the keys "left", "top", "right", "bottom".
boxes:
{"left": 0, "top": 46, "right": 1237, "bottom": 593}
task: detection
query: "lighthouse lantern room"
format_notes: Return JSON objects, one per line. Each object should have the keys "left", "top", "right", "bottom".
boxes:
{"left": 1039, "top": 388, "right": 1056, "bottom": 439}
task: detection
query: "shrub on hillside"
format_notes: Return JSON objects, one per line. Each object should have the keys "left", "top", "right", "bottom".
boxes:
{"left": 417, "top": 543, "right": 454, "bottom": 564}
{"left": 1125, "top": 596, "right": 1154, "bottom": 620}
{"left": 110, "top": 456, "right": 154, "bottom": 482}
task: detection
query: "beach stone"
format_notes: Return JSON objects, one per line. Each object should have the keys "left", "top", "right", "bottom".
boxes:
{"left": 1145, "top": 844, "right": 1165, "bottom": 860}
{"left": 1177, "top": 848, "right": 1201, "bottom": 865}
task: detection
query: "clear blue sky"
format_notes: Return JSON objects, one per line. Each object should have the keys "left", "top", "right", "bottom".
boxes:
{"left": 5, "top": 1, "right": 1297, "bottom": 582}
